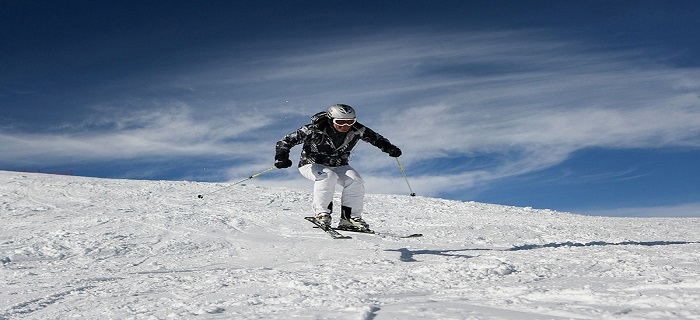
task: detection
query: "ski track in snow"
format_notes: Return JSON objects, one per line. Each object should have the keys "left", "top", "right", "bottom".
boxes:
{"left": 1, "top": 171, "right": 700, "bottom": 319}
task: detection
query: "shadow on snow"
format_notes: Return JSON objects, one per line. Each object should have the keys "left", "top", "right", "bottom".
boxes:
{"left": 506, "top": 240, "right": 700, "bottom": 251}
{"left": 387, "top": 240, "right": 700, "bottom": 262}
{"left": 385, "top": 248, "right": 478, "bottom": 262}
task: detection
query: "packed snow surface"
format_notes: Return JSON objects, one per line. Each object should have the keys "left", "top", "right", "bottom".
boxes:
{"left": 1, "top": 170, "right": 700, "bottom": 319}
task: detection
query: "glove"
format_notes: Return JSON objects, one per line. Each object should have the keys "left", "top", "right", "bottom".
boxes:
{"left": 275, "top": 158, "right": 292, "bottom": 169}
{"left": 274, "top": 153, "right": 293, "bottom": 169}
{"left": 387, "top": 146, "right": 402, "bottom": 157}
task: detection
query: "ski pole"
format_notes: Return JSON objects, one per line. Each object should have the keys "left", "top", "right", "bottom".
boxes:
{"left": 395, "top": 157, "right": 416, "bottom": 196}
{"left": 197, "top": 166, "right": 277, "bottom": 199}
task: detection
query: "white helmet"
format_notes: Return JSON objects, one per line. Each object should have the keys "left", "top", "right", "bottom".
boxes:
{"left": 327, "top": 104, "right": 356, "bottom": 119}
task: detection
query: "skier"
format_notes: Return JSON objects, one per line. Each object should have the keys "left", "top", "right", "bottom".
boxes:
{"left": 274, "top": 104, "right": 402, "bottom": 231}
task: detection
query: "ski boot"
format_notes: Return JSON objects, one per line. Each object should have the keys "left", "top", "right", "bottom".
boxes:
{"left": 315, "top": 213, "right": 332, "bottom": 227}
{"left": 337, "top": 205, "right": 369, "bottom": 231}
{"left": 337, "top": 217, "right": 370, "bottom": 232}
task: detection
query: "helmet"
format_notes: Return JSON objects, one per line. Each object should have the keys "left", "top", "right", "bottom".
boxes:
{"left": 327, "top": 104, "right": 356, "bottom": 119}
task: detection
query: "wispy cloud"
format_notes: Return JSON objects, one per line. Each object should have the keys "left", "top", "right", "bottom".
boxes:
{"left": 2, "top": 28, "right": 700, "bottom": 201}
{"left": 234, "top": 30, "right": 700, "bottom": 197}
{"left": 0, "top": 104, "right": 274, "bottom": 165}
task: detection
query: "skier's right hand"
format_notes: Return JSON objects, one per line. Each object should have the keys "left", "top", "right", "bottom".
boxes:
{"left": 274, "top": 154, "right": 293, "bottom": 169}
{"left": 275, "top": 159, "right": 292, "bottom": 169}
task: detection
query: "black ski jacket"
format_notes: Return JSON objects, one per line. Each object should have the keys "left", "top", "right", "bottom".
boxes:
{"left": 276, "top": 112, "right": 396, "bottom": 167}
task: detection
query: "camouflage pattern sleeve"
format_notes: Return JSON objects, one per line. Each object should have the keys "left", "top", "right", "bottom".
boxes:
{"left": 276, "top": 125, "right": 310, "bottom": 158}
{"left": 358, "top": 125, "right": 394, "bottom": 153}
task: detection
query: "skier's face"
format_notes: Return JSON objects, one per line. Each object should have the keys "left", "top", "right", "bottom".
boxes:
{"left": 333, "top": 124, "right": 350, "bottom": 132}
{"left": 333, "top": 123, "right": 352, "bottom": 132}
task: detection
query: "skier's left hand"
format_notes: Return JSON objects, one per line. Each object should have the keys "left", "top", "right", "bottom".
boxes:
{"left": 387, "top": 146, "right": 402, "bottom": 157}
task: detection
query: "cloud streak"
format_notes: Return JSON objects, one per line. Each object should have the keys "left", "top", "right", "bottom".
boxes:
{"left": 2, "top": 29, "right": 700, "bottom": 204}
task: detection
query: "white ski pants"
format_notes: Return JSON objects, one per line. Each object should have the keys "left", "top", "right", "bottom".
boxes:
{"left": 298, "top": 164, "right": 365, "bottom": 218}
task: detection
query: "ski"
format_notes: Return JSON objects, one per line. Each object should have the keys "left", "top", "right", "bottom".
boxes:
{"left": 314, "top": 226, "right": 423, "bottom": 238}
{"left": 304, "top": 217, "right": 352, "bottom": 239}
{"left": 384, "top": 231, "right": 422, "bottom": 238}
{"left": 337, "top": 227, "right": 423, "bottom": 238}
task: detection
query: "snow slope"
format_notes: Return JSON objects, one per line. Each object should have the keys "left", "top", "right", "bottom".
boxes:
{"left": 1, "top": 170, "right": 699, "bottom": 320}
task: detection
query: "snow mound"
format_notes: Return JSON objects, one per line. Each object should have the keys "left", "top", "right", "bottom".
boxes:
{"left": 1, "top": 171, "right": 699, "bottom": 319}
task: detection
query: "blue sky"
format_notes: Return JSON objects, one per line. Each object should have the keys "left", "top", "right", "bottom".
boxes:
{"left": 2, "top": 0, "right": 700, "bottom": 217}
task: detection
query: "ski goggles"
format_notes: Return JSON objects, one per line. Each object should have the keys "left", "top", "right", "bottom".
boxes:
{"left": 332, "top": 118, "right": 356, "bottom": 126}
